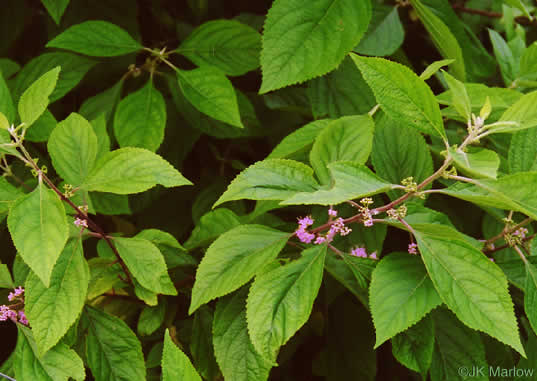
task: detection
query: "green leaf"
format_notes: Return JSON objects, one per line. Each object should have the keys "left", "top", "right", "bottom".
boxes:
{"left": 519, "top": 43, "right": 537, "bottom": 81}
{"left": 189, "top": 225, "right": 289, "bottom": 314}
{"left": 247, "top": 245, "right": 327, "bottom": 363}
{"left": 79, "top": 79, "right": 124, "bottom": 122}
{"left": 439, "top": 173, "right": 537, "bottom": 220}
{"left": 371, "top": 113, "right": 433, "bottom": 200}
{"left": 430, "top": 309, "right": 488, "bottom": 381}
{"left": 82, "top": 147, "right": 191, "bottom": 194}
{"left": 184, "top": 208, "right": 242, "bottom": 250}
{"left": 191, "top": 307, "right": 219, "bottom": 380}
{"left": 7, "top": 182, "right": 68, "bottom": 287}
{"left": 213, "top": 159, "right": 319, "bottom": 207}
{"left": 213, "top": 288, "right": 273, "bottom": 381}
{"left": 18, "top": 66, "right": 60, "bottom": 128}
{"left": 0, "top": 177, "right": 23, "bottom": 216}
{"left": 448, "top": 146, "right": 500, "bottom": 179}
{"left": 14, "top": 325, "right": 85, "bottom": 381}
{"left": 25, "top": 238, "right": 89, "bottom": 354}
{"left": 354, "top": 4, "right": 404, "bottom": 57}
{"left": 507, "top": 128, "right": 537, "bottom": 173}
{"left": 489, "top": 28, "right": 517, "bottom": 86}
{"left": 48, "top": 112, "right": 98, "bottom": 186}
{"left": 503, "top": 0, "right": 533, "bottom": 21}
{"left": 281, "top": 161, "right": 395, "bottom": 205}
{"left": 134, "top": 279, "right": 158, "bottom": 306}
{"left": 162, "top": 329, "right": 202, "bottom": 381}
{"left": 91, "top": 114, "right": 111, "bottom": 159}
{"left": 392, "top": 316, "right": 434, "bottom": 376}
{"left": 177, "top": 66, "right": 243, "bottom": 128}
{"left": 0, "top": 263, "right": 14, "bottom": 288}
{"left": 307, "top": 56, "right": 375, "bottom": 119}
{"left": 87, "top": 258, "right": 123, "bottom": 299}
{"left": 420, "top": 59, "right": 454, "bottom": 80}
{"left": 178, "top": 20, "right": 261, "bottom": 76}
{"left": 85, "top": 306, "right": 146, "bottom": 381}
{"left": 0, "top": 71, "right": 15, "bottom": 123}
{"left": 442, "top": 70, "right": 471, "bottom": 121}
{"left": 47, "top": 20, "right": 142, "bottom": 56}
{"left": 267, "top": 119, "right": 331, "bottom": 159}
{"left": 260, "top": 0, "right": 371, "bottom": 93}
{"left": 525, "top": 262, "right": 537, "bottom": 336}
{"left": 310, "top": 115, "right": 374, "bottom": 185}
{"left": 25, "top": 110, "right": 57, "bottom": 142}
{"left": 410, "top": 0, "right": 465, "bottom": 80}
{"left": 494, "top": 90, "right": 537, "bottom": 133}
{"left": 135, "top": 229, "right": 196, "bottom": 268}
{"left": 91, "top": 192, "right": 130, "bottom": 215}
{"left": 114, "top": 80, "right": 166, "bottom": 152}
{"left": 41, "top": 0, "right": 70, "bottom": 24}
{"left": 324, "top": 253, "right": 376, "bottom": 307}
{"left": 138, "top": 300, "right": 166, "bottom": 336}
{"left": 113, "top": 237, "right": 176, "bottom": 295}
{"left": 370, "top": 253, "right": 442, "bottom": 348}
{"left": 351, "top": 54, "right": 446, "bottom": 139}
{"left": 414, "top": 225, "right": 525, "bottom": 356}
{"left": 0, "top": 58, "right": 20, "bottom": 78}
{"left": 12, "top": 52, "right": 96, "bottom": 103}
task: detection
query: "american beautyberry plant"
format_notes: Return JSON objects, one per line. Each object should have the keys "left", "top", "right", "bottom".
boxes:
{"left": 1, "top": 0, "right": 537, "bottom": 380}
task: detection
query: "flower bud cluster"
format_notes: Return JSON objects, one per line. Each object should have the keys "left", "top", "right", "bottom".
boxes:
{"left": 350, "top": 247, "right": 377, "bottom": 260}
{"left": 0, "top": 286, "right": 28, "bottom": 325}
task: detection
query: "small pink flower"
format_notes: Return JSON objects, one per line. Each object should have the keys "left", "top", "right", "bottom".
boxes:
{"left": 369, "top": 251, "right": 378, "bottom": 260}
{"left": 297, "top": 216, "right": 314, "bottom": 228}
{"left": 296, "top": 228, "right": 315, "bottom": 243}
{"left": 351, "top": 247, "right": 367, "bottom": 258}
{"left": 328, "top": 207, "right": 337, "bottom": 217}
{"left": 363, "top": 218, "right": 374, "bottom": 227}
{"left": 408, "top": 243, "right": 418, "bottom": 255}
{"left": 490, "top": 258, "right": 495, "bottom": 262}
{"left": 18, "top": 311, "right": 28, "bottom": 325}
{"left": 513, "top": 227, "right": 528, "bottom": 239}
{"left": 314, "top": 236, "right": 326, "bottom": 244}
{"left": 74, "top": 218, "right": 88, "bottom": 228}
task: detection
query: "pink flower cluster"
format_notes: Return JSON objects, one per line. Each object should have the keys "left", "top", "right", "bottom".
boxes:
{"left": 350, "top": 247, "right": 378, "bottom": 260}
{"left": 0, "top": 287, "right": 28, "bottom": 325}
{"left": 74, "top": 217, "right": 88, "bottom": 228}
{"left": 513, "top": 227, "right": 529, "bottom": 239}
{"left": 408, "top": 243, "right": 418, "bottom": 255}
{"left": 295, "top": 208, "right": 352, "bottom": 245}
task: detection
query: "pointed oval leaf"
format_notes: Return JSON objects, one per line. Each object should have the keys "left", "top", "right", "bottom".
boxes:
{"left": 85, "top": 306, "right": 146, "bottom": 381}
{"left": 509, "top": 127, "right": 537, "bottom": 173}
{"left": 189, "top": 225, "right": 290, "bottom": 314}
{"left": 370, "top": 253, "right": 442, "bottom": 348}
{"left": 448, "top": 146, "right": 500, "bottom": 179}
{"left": 113, "top": 237, "right": 176, "bottom": 295}
{"left": 410, "top": 0, "right": 465, "bottom": 80}
{"left": 162, "top": 329, "right": 202, "bottom": 381}
{"left": 391, "top": 316, "right": 434, "bottom": 376}
{"left": 247, "top": 245, "right": 327, "bottom": 363}
{"left": 267, "top": 119, "right": 331, "bottom": 159}
{"left": 0, "top": 71, "right": 15, "bottom": 124}
{"left": 371, "top": 113, "right": 433, "bottom": 200}
{"left": 184, "top": 208, "right": 242, "bottom": 250}
{"left": 48, "top": 112, "right": 98, "bottom": 186}
{"left": 307, "top": 56, "right": 375, "bottom": 119}
{"left": 310, "top": 115, "right": 374, "bottom": 185}
{"left": 83, "top": 147, "right": 192, "bottom": 194}
{"left": 41, "top": 0, "right": 70, "bottom": 25}
{"left": 350, "top": 54, "right": 446, "bottom": 139}
{"left": 213, "top": 159, "right": 319, "bottom": 208}
{"left": 178, "top": 20, "right": 261, "bottom": 76}
{"left": 14, "top": 326, "right": 85, "bottom": 381}
{"left": 114, "top": 80, "right": 166, "bottom": 152}
{"left": 18, "top": 66, "right": 60, "bottom": 128}
{"left": 25, "top": 238, "right": 89, "bottom": 354}
{"left": 442, "top": 70, "right": 471, "bottom": 121}
{"left": 213, "top": 288, "right": 272, "bottom": 381}
{"left": 495, "top": 90, "right": 537, "bottom": 133}
{"left": 430, "top": 309, "right": 488, "bottom": 381}
{"left": 177, "top": 66, "right": 243, "bottom": 128}
{"left": 260, "top": 0, "right": 372, "bottom": 93}
{"left": 281, "top": 161, "right": 396, "bottom": 205}
{"left": 12, "top": 52, "right": 96, "bottom": 104}
{"left": 414, "top": 225, "right": 525, "bottom": 356}
{"left": 47, "top": 20, "right": 142, "bottom": 57}
{"left": 524, "top": 262, "right": 537, "bottom": 336}
{"left": 7, "top": 182, "right": 68, "bottom": 287}
{"left": 354, "top": 5, "right": 404, "bottom": 57}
